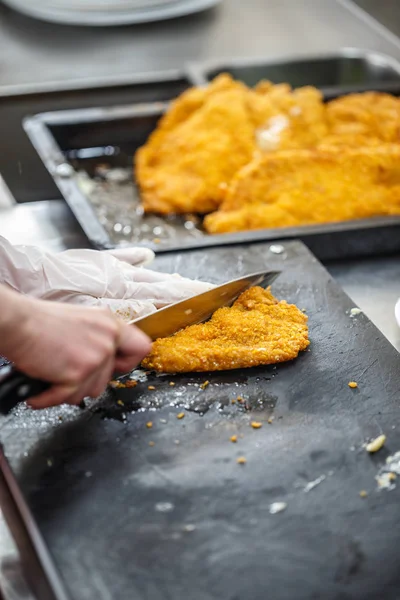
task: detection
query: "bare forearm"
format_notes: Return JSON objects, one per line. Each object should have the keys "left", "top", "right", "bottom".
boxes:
{"left": 0, "top": 284, "right": 32, "bottom": 361}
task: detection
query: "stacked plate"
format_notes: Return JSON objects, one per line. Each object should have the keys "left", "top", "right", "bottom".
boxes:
{"left": 2, "top": 0, "right": 221, "bottom": 25}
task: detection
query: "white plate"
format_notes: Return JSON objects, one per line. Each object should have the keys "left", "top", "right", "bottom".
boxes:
{"left": 34, "top": 0, "right": 179, "bottom": 10}
{"left": 2, "top": 0, "right": 221, "bottom": 25}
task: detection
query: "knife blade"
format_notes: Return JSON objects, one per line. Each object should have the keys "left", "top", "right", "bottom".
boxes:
{"left": 0, "top": 270, "right": 280, "bottom": 415}
{"left": 131, "top": 270, "right": 280, "bottom": 340}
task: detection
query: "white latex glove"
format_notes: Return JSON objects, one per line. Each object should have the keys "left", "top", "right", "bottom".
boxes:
{"left": 0, "top": 236, "right": 213, "bottom": 321}
{"left": 395, "top": 298, "right": 400, "bottom": 329}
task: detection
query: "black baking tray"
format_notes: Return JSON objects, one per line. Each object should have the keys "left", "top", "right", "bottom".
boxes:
{"left": 1, "top": 239, "right": 400, "bottom": 600}
{"left": 4, "top": 48, "right": 400, "bottom": 205}
{"left": 0, "top": 70, "right": 192, "bottom": 204}
{"left": 23, "top": 80, "right": 400, "bottom": 260}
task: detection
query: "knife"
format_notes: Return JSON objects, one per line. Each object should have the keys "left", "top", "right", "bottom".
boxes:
{"left": 0, "top": 270, "right": 279, "bottom": 415}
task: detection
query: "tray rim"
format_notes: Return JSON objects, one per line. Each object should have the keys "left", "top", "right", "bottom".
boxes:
{"left": 0, "top": 68, "right": 191, "bottom": 100}
{"left": 0, "top": 446, "right": 70, "bottom": 600}
{"left": 187, "top": 46, "right": 400, "bottom": 87}
{"left": 23, "top": 82, "right": 400, "bottom": 254}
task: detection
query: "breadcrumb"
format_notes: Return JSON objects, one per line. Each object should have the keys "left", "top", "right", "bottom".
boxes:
{"left": 177, "top": 412, "right": 185, "bottom": 420}
{"left": 237, "top": 456, "right": 247, "bottom": 465}
{"left": 366, "top": 434, "right": 386, "bottom": 453}
{"left": 125, "top": 380, "right": 138, "bottom": 388}
{"left": 109, "top": 380, "right": 137, "bottom": 389}
{"left": 146, "top": 422, "right": 153, "bottom": 429}
{"left": 109, "top": 380, "right": 125, "bottom": 389}
{"left": 251, "top": 421, "right": 263, "bottom": 429}
{"left": 230, "top": 435, "right": 238, "bottom": 443}
{"left": 149, "top": 441, "right": 155, "bottom": 447}
{"left": 148, "top": 385, "right": 156, "bottom": 391}
{"left": 200, "top": 380, "right": 210, "bottom": 390}
{"left": 117, "top": 400, "right": 124, "bottom": 407}
{"left": 348, "top": 381, "right": 358, "bottom": 389}
{"left": 359, "top": 490, "right": 368, "bottom": 498}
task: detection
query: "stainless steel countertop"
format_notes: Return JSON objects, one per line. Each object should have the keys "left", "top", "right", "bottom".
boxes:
{"left": 1, "top": 0, "right": 400, "bottom": 95}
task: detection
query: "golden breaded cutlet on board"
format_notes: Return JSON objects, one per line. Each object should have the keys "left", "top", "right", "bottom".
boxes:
{"left": 142, "top": 287, "right": 309, "bottom": 373}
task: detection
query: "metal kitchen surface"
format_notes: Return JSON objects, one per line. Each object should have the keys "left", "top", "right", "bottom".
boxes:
{"left": 0, "top": 240, "right": 400, "bottom": 600}
{"left": 2, "top": 0, "right": 400, "bottom": 94}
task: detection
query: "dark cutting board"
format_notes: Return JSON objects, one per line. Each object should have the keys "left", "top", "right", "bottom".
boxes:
{"left": 1, "top": 240, "right": 400, "bottom": 600}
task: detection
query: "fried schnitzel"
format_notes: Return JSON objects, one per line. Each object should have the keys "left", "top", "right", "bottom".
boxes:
{"left": 136, "top": 76, "right": 400, "bottom": 232}
{"left": 142, "top": 287, "right": 309, "bottom": 373}
{"left": 204, "top": 145, "right": 400, "bottom": 234}
{"left": 326, "top": 92, "right": 400, "bottom": 143}
{"left": 135, "top": 75, "right": 327, "bottom": 214}
{"left": 136, "top": 76, "right": 255, "bottom": 214}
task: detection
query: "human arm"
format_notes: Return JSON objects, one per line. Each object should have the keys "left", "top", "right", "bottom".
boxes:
{"left": 0, "top": 283, "right": 151, "bottom": 409}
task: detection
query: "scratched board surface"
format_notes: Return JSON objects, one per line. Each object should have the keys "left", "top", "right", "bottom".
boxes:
{"left": 1, "top": 240, "right": 400, "bottom": 600}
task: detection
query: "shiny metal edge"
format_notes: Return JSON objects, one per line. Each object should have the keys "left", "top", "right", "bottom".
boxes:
{"left": 187, "top": 47, "right": 400, "bottom": 86}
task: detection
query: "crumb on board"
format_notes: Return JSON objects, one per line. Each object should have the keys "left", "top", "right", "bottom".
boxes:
{"left": 230, "top": 435, "right": 238, "bottom": 443}
{"left": 149, "top": 441, "right": 155, "bottom": 447}
{"left": 388, "top": 472, "right": 397, "bottom": 481}
{"left": 109, "top": 380, "right": 125, "bottom": 389}
{"left": 146, "top": 422, "right": 153, "bottom": 429}
{"left": 366, "top": 434, "right": 386, "bottom": 453}
{"left": 177, "top": 412, "right": 185, "bottom": 420}
{"left": 153, "top": 238, "right": 161, "bottom": 244}
{"left": 148, "top": 385, "right": 156, "bottom": 391}
{"left": 269, "top": 502, "right": 287, "bottom": 514}
{"left": 237, "top": 457, "right": 247, "bottom": 465}
{"left": 231, "top": 399, "right": 236, "bottom": 404}
{"left": 348, "top": 381, "right": 358, "bottom": 389}
{"left": 251, "top": 421, "right": 263, "bottom": 429}
{"left": 268, "top": 416, "right": 274, "bottom": 424}
{"left": 359, "top": 490, "right": 368, "bottom": 498}
{"left": 109, "top": 379, "right": 138, "bottom": 389}
{"left": 200, "top": 380, "right": 210, "bottom": 390}
{"left": 169, "top": 382, "right": 175, "bottom": 387}
{"left": 117, "top": 400, "right": 124, "bottom": 407}
{"left": 237, "top": 396, "right": 244, "bottom": 403}
{"left": 125, "top": 380, "right": 138, "bottom": 388}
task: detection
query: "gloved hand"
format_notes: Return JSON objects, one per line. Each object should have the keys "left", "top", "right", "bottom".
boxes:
{"left": 0, "top": 236, "right": 212, "bottom": 321}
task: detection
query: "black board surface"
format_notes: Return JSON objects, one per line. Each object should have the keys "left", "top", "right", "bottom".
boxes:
{"left": 0, "top": 240, "right": 400, "bottom": 600}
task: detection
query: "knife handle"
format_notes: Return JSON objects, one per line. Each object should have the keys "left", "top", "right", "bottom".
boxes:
{"left": 0, "top": 365, "right": 50, "bottom": 415}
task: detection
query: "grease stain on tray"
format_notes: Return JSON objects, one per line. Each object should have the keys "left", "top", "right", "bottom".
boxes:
{"left": 74, "top": 164, "right": 205, "bottom": 247}
{"left": 97, "top": 367, "right": 278, "bottom": 420}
